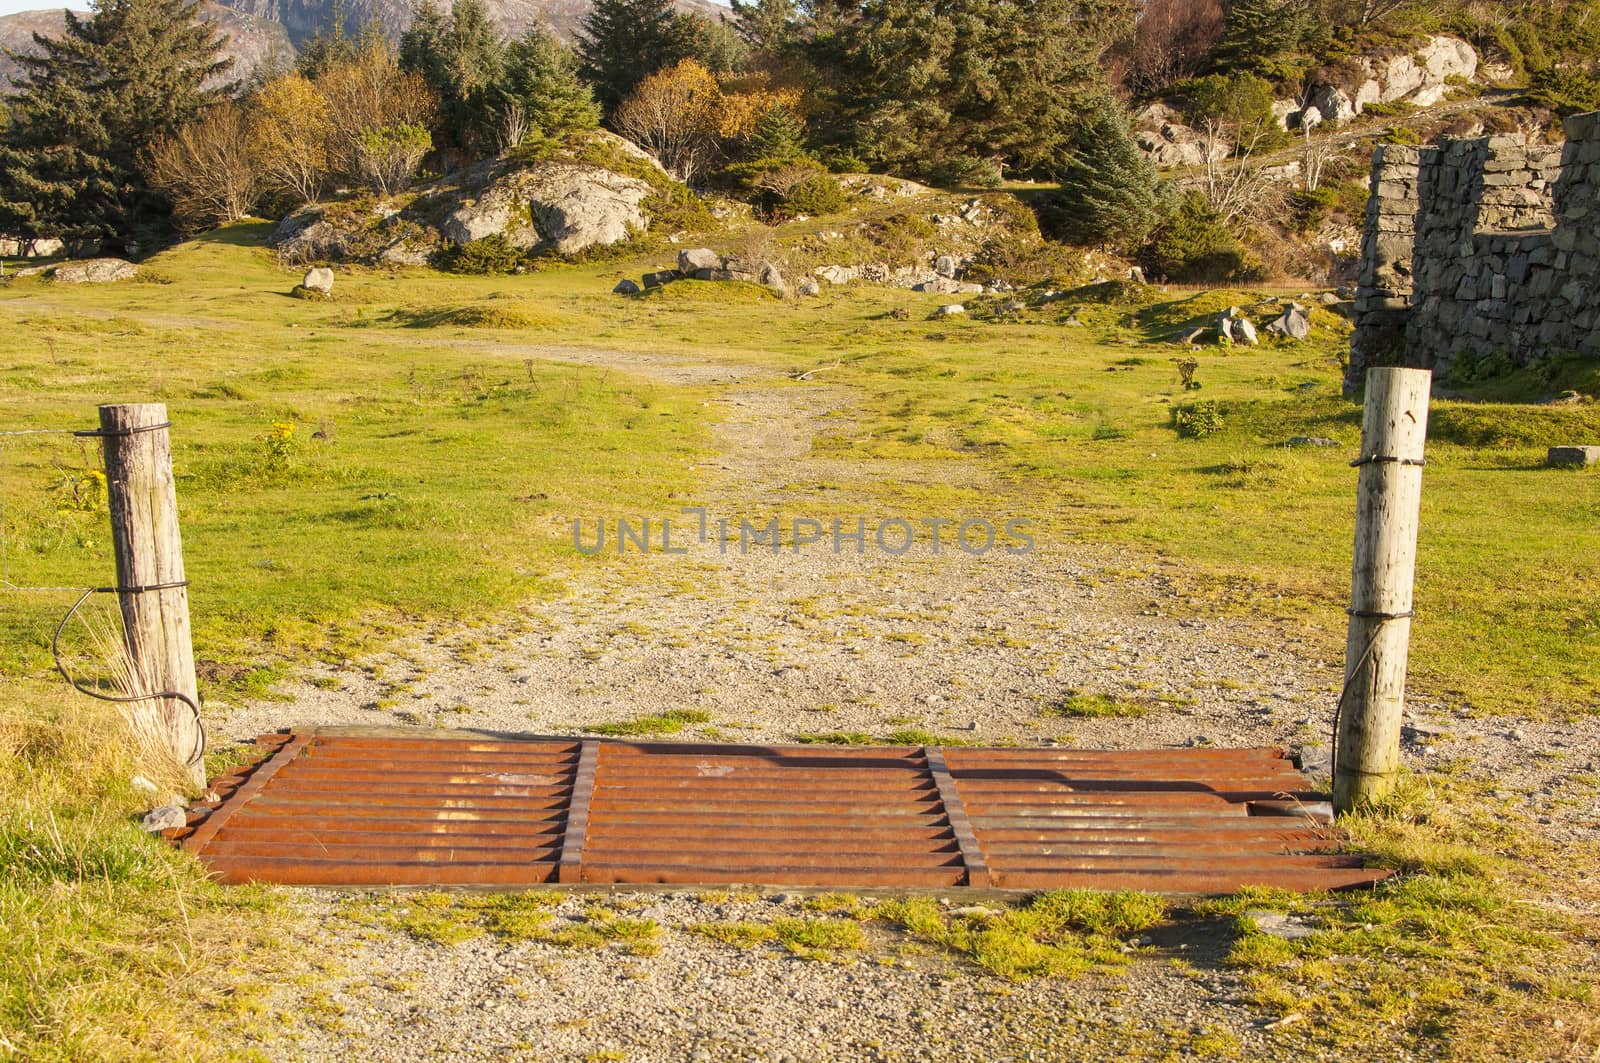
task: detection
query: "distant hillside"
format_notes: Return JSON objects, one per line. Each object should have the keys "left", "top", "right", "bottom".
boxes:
{"left": 0, "top": 4, "right": 293, "bottom": 91}
{"left": 213, "top": 0, "right": 729, "bottom": 47}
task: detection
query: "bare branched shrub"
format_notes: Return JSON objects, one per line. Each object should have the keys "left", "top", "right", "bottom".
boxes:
{"left": 613, "top": 60, "right": 722, "bottom": 184}
{"left": 1126, "top": 0, "right": 1225, "bottom": 95}
{"left": 249, "top": 73, "right": 332, "bottom": 206}
{"left": 316, "top": 44, "right": 440, "bottom": 192}
{"left": 144, "top": 103, "right": 262, "bottom": 229}
{"left": 1194, "top": 121, "right": 1289, "bottom": 228}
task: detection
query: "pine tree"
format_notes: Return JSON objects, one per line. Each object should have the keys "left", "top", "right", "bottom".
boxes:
{"left": 400, "top": 0, "right": 507, "bottom": 157}
{"left": 577, "top": 0, "right": 680, "bottom": 113}
{"left": 1218, "top": 0, "right": 1315, "bottom": 72}
{"left": 295, "top": 0, "right": 358, "bottom": 79}
{"left": 1044, "top": 94, "right": 1168, "bottom": 248}
{"left": 0, "top": 0, "right": 228, "bottom": 251}
{"left": 821, "top": 0, "right": 1135, "bottom": 182}
{"left": 494, "top": 26, "right": 601, "bottom": 149}
{"left": 747, "top": 102, "right": 807, "bottom": 161}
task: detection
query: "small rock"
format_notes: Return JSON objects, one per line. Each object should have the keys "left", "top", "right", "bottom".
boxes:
{"left": 612, "top": 279, "right": 641, "bottom": 295}
{"left": 936, "top": 304, "right": 965, "bottom": 316}
{"left": 1235, "top": 317, "right": 1259, "bottom": 346}
{"left": 302, "top": 266, "right": 334, "bottom": 294}
{"left": 642, "top": 269, "right": 681, "bottom": 289}
{"left": 797, "top": 277, "right": 821, "bottom": 297}
{"left": 948, "top": 905, "right": 1001, "bottom": 920}
{"left": 1285, "top": 436, "right": 1339, "bottom": 448}
{"left": 140, "top": 805, "right": 188, "bottom": 833}
{"left": 130, "top": 775, "right": 158, "bottom": 794}
{"left": 1243, "top": 910, "right": 1317, "bottom": 940}
{"left": 933, "top": 254, "right": 958, "bottom": 277}
{"left": 1547, "top": 445, "right": 1599, "bottom": 468}
{"left": 1266, "top": 305, "right": 1312, "bottom": 341}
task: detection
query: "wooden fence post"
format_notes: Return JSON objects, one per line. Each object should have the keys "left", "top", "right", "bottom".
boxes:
{"left": 1333, "top": 367, "right": 1431, "bottom": 814}
{"left": 99, "top": 403, "right": 205, "bottom": 789}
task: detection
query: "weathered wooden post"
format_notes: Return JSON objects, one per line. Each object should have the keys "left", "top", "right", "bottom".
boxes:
{"left": 99, "top": 402, "right": 205, "bottom": 789}
{"left": 1333, "top": 367, "right": 1431, "bottom": 813}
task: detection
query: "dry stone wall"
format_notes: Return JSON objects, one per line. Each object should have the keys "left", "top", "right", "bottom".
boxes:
{"left": 1349, "top": 111, "right": 1600, "bottom": 389}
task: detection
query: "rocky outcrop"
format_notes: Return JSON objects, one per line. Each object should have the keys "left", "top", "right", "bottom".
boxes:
{"left": 615, "top": 251, "right": 788, "bottom": 296}
{"left": 1134, "top": 103, "right": 1230, "bottom": 168}
{"left": 437, "top": 161, "right": 651, "bottom": 255}
{"left": 1297, "top": 36, "right": 1479, "bottom": 129}
{"left": 271, "top": 142, "right": 661, "bottom": 266}
{"left": 50, "top": 258, "right": 138, "bottom": 283}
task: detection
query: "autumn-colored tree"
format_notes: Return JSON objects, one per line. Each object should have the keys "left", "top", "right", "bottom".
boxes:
{"left": 314, "top": 42, "right": 440, "bottom": 193}
{"left": 249, "top": 73, "right": 332, "bottom": 205}
{"left": 613, "top": 59, "right": 722, "bottom": 183}
{"left": 143, "top": 102, "right": 261, "bottom": 228}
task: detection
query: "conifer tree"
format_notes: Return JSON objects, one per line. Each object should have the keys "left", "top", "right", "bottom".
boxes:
{"left": 1218, "top": 0, "right": 1316, "bottom": 72}
{"left": 747, "top": 102, "right": 807, "bottom": 161}
{"left": 1044, "top": 94, "right": 1168, "bottom": 248}
{"left": 494, "top": 26, "right": 601, "bottom": 149}
{"left": 0, "top": 0, "right": 228, "bottom": 251}
{"left": 577, "top": 0, "right": 681, "bottom": 113}
{"left": 400, "top": 0, "right": 506, "bottom": 157}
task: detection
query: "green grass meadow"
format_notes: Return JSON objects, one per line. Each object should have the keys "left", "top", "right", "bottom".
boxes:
{"left": 1, "top": 222, "right": 1597, "bottom": 1058}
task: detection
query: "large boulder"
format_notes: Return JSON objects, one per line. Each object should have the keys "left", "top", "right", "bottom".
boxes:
{"left": 1306, "top": 84, "right": 1358, "bottom": 127}
{"left": 51, "top": 258, "right": 137, "bottom": 283}
{"left": 272, "top": 206, "right": 351, "bottom": 263}
{"left": 678, "top": 247, "right": 721, "bottom": 273}
{"left": 439, "top": 162, "right": 652, "bottom": 255}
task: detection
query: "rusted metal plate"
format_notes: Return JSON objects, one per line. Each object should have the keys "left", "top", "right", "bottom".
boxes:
{"left": 181, "top": 730, "right": 1389, "bottom": 894}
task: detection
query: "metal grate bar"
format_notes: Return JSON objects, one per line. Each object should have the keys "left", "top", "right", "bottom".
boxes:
{"left": 177, "top": 730, "right": 1388, "bottom": 895}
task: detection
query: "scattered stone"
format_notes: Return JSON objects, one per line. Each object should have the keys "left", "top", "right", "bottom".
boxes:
{"left": 140, "top": 805, "right": 188, "bottom": 833}
{"left": 935, "top": 304, "right": 965, "bottom": 316}
{"left": 642, "top": 269, "right": 682, "bottom": 289}
{"left": 796, "top": 277, "right": 821, "bottom": 297}
{"left": 1547, "top": 445, "right": 1599, "bottom": 468}
{"left": 933, "top": 254, "right": 958, "bottom": 278}
{"left": 302, "top": 266, "right": 335, "bottom": 295}
{"left": 756, "top": 261, "right": 788, "bottom": 297}
{"left": 130, "top": 775, "right": 158, "bottom": 794}
{"left": 1266, "top": 305, "right": 1312, "bottom": 340}
{"left": 948, "top": 906, "right": 1002, "bottom": 920}
{"left": 814, "top": 264, "right": 858, "bottom": 285}
{"left": 1235, "top": 317, "right": 1259, "bottom": 346}
{"left": 1217, "top": 309, "right": 1236, "bottom": 343}
{"left": 1128, "top": 266, "right": 1145, "bottom": 284}
{"left": 1243, "top": 910, "right": 1318, "bottom": 941}
{"left": 1285, "top": 436, "right": 1339, "bottom": 448}
{"left": 51, "top": 258, "right": 138, "bottom": 284}
{"left": 1177, "top": 327, "right": 1207, "bottom": 346}
{"left": 612, "top": 279, "right": 641, "bottom": 295}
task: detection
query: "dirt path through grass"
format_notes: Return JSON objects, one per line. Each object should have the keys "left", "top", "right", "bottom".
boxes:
{"left": 222, "top": 339, "right": 1599, "bottom": 1062}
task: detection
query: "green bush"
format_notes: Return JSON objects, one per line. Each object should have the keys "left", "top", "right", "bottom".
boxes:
{"left": 1142, "top": 193, "right": 1264, "bottom": 284}
{"left": 438, "top": 233, "right": 525, "bottom": 274}
{"left": 784, "top": 173, "right": 847, "bottom": 215}
{"left": 1530, "top": 66, "right": 1600, "bottom": 115}
{"left": 1172, "top": 401, "right": 1226, "bottom": 438}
